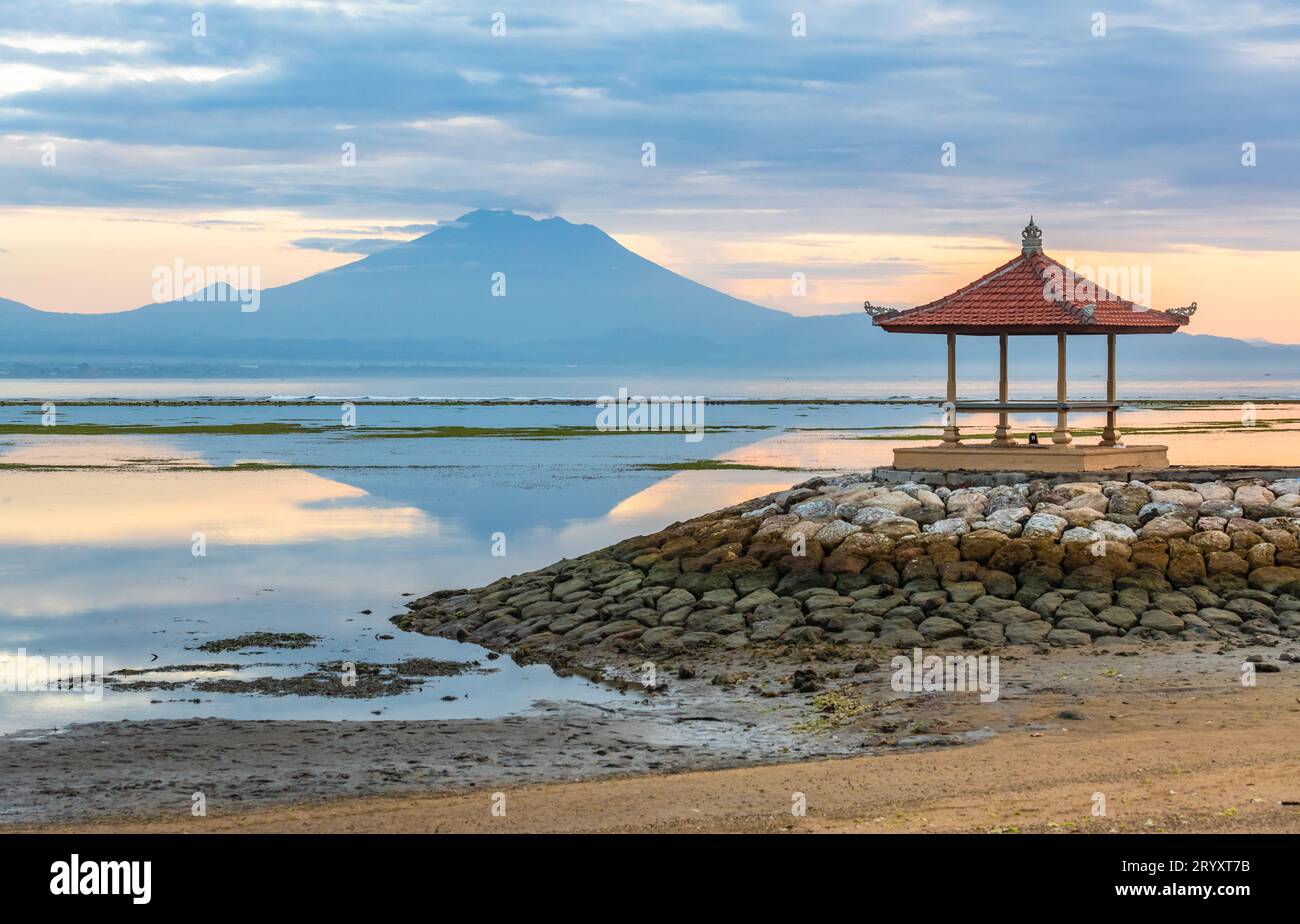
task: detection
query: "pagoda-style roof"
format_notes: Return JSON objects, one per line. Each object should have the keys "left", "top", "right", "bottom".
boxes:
{"left": 870, "top": 219, "right": 1195, "bottom": 335}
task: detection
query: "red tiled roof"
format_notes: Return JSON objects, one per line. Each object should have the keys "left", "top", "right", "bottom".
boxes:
{"left": 874, "top": 249, "right": 1191, "bottom": 335}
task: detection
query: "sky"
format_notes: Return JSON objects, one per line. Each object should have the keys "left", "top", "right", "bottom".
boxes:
{"left": 1, "top": 0, "right": 1299, "bottom": 341}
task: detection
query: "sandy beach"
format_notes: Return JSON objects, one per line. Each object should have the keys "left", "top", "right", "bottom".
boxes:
{"left": 10, "top": 642, "right": 1298, "bottom": 834}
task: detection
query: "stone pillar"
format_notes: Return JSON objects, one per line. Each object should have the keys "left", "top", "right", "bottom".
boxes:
{"left": 992, "top": 334, "right": 1013, "bottom": 446}
{"left": 942, "top": 332, "right": 961, "bottom": 445}
{"left": 1101, "top": 333, "right": 1120, "bottom": 446}
{"left": 1052, "top": 332, "right": 1072, "bottom": 445}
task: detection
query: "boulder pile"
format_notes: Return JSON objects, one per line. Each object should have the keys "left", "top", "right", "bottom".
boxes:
{"left": 399, "top": 472, "right": 1300, "bottom": 658}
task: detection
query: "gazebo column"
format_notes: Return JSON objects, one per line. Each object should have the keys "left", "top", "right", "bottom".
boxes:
{"left": 992, "top": 334, "right": 1013, "bottom": 446}
{"left": 1100, "top": 333, "right": 1120, "bottom": 446}
{"left": 942, "top": 332, "right": 961, "bottom": 445}
{"left": 1052, "top": 332, "right": 1072, "bottom": 445}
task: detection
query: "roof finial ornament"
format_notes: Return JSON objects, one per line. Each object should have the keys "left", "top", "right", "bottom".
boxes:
{"left": 1021, "top": 216, "right": 1043, "bottom": 255}
{"left": 1167, "top": 300, "right": 1198, "bottom": 318}
{"left": 863, "top": 299, "right": 896, "bottom": 318}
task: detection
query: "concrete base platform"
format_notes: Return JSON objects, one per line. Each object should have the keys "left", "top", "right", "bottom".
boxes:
{"left": 892, "top": 443, "right": 1169, "bottom": 474}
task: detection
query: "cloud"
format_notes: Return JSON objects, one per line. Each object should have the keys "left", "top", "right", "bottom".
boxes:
{"left": 0, "top": 0, "right": 1298, "bottom": 280}
{"left": 290, "top": 237, "right": 400, "bottom": 255}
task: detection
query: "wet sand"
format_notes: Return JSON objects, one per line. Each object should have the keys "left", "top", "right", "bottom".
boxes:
{"left": 8, "top": 642, "right": 1299, "bottom": 833}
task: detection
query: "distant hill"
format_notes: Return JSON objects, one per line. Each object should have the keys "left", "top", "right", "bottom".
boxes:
{"left": 3, "top": 209, "right": 1300, "bottom": 382}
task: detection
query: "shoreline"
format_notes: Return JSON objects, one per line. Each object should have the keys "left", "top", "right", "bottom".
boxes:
{"left": 7, "top": 465, "right": 1300, "bottom": 832}
{"left": 10, "top": 649, "right": 1298, "bottom": 834}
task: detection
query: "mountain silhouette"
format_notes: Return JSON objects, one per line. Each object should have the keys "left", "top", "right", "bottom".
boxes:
{"left": 3, "top": 209, "right": 1299, "bottom": 381}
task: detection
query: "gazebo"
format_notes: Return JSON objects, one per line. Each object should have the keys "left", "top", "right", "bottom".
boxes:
{"left": 866, "top": 219, "right": 1196, "bottom": 473}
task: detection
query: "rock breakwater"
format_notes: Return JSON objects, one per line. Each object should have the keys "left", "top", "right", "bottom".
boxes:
{"left": 398, "top": 470, "right": 1300, "bottom": 662}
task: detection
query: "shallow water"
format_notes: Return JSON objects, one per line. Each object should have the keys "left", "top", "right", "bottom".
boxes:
{"left": 1, "top": 385, "right": 1297, "bottom": 734}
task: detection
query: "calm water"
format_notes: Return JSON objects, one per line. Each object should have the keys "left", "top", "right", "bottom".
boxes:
{"left": 1, "top": 378, "right": 1297, "bottom": 734}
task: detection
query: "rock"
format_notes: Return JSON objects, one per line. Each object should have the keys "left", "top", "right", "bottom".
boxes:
{"left": 656, "top": 588, "right": 697, "bottom": 613}
{"left": 1151, "top": 488, "right": 1205, "bottom": 510}
{"left": 700, "top": 588, "right": 738, "bottom": 608}
{"left": 587, "top": 619, "right": 646, "bottom": 640}
{"left": 1182, "top": 585, "right": 1223, "bottom": 607}
{"left": 814, "top": 519, "right": 862, "bottom": 550}
{"left": 1166, "top": 553, "right": 1207, "bottom": 587}
{"left": 1235, "top": 484, "right": 1276, "bottom": 517}
{"left": 988, "top": 605, "right": 1042, "bottom": 626}
{"left": 1004, "top": 620, "right": 1052, "bottom": 644}
{"left": 852, "top": 594, "right": 907, "bottom": 616}
{"left": 1199, "top": 500, "right": 1243, "bottom": 520}
{"left": 1074, "top": 590, "right": 1113, "bottom": 612}
{"left": 928, "top": 517, "right": 971, "bottom": 536}
{"left": 1194, "top": 482, "right": 1235, "bottom": 503}
{"left": 959, "top": 529, "right": 1010, "bottom": 563}
{"left": 791, "top": 497, "right": 837, "bottom": 521}
{"left": 686, "top": 609, "right": 745, "bottom": 634}
{"left": 980, "top": 569, "right": 1018, "bottom": 598}
{"left": 1022, "top": 513, "right": 1069, "bottom": 539}
{"left": 640, "top": 626, "right": 684, "bottom": 647}
{"left": 742, "top": 503, "right": 782, "bottom": 520}
{"left": 1054, "top": 616, "right": 1117, "bottom": 637}
{"left": 1091, "top": 520, "right": 1138, "bottom": 543}
{"left": 1096, "top": 606, "right": 1138, "bottom": 630}
{"left": 867, "top": 516, "right": 922, "bottom": 540}
{"left": 944, "top": 580, "right": 986, "bottom": 603}
{"left": 1047, "top": 628, "right": 1093, "bottom": 647}
{"left": 909, "top": 590, "right": 949, "bottom": 612}
{"left": 1152, "top": 591, "right": 1197, "bottom": 615}
{"left": 1198, "top": 607, "right": 1242, "bottom": 626}
{"left": 1064, "top": 492, "right": 1110, "bottom": 513}
{"left": 735, "top": 588, "right": 779, "bottom": 613}
{"left": 1053, "top": 600, "right": 1094, "bottom": 621}
{"left": 934, "top": 601, "right": 977, "bottom": 626}
{"left": 917, "top": 616, "right": 966, "bottom": 640}
{"left": 1139, "top": 610, "right": 1185, "bottom": 633}
{"left": 823, "top": 532, "right": 895, "bottom": 574}
{"left": 1248, "top": 566, "right": 1300, "bottom": 593}
{"left": 775, "top": 487, "right": 819, "bottom": 508}
{"left": 675, "top": 572, "right": 733, "bottom": 595}
{"left": 865, "top": 490, "right": 923, "bottom": 519}
{"left": 1138, "top": 501, "right": 1188, "bottom": 524}
{"left": 1031, "top": 591, "right": 1065, "bottom": 618}
{"left": 1116, "top": 587, "right": 1149, "bottom": 611}
{"left": 749, "top": 611, "right": 803, "bottom": 641}
{"left": 1108, "top": 485, "right": 1151, "bottom": 516}
{"left": 945, "top": 492, "right": 988, "bottom": 518}
{"left": 1062, "top": 526, "right": 1101, "bottom": 545}
{"left": 1225, "top": 597, "right": 1275, "bottom": 621}
{"left": 805, "top": 593, "right": 856, "bottom": 611}
{"left": 1191, "top": 530, "right": 1232, "bottom": 553}
{"left": 1063, "top": 565, "right": 1115, "bottom": 593}
{"left": 887, "top": 605, "right": 925, "bottom": 624}
{"left": 967, "top": 622, "right": 1005, "bottom": 644}
{"left": 1139, "top": 515, "right": 1194, "bottom": 540}
{"left": 789, "top": 668, "right": 820, "bottom": 693}
{"left": 877, "top": 627, "right": 925, "bottom": 648}
{"left": 726, "top": 564, "right": 776, "bottom": 595}
{"left": 1117, "top": 569, "right": 1170, "bottom": 594}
